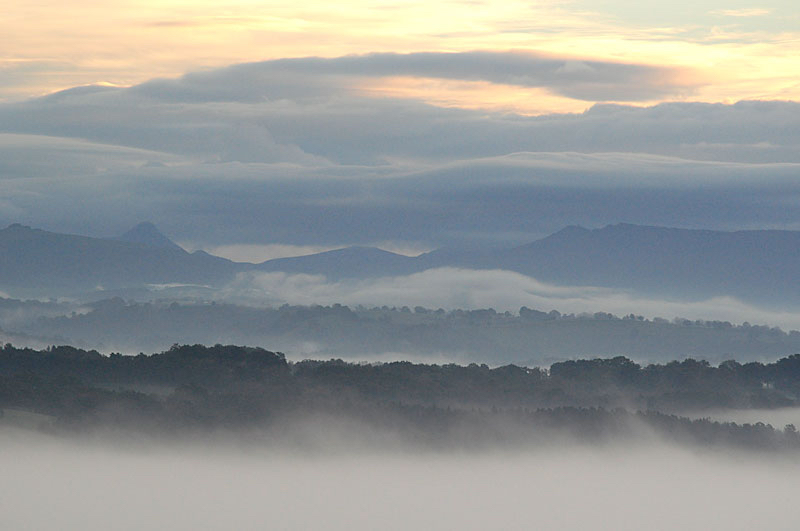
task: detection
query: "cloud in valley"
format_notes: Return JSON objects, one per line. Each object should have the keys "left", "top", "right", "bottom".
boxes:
{"left": 6, "top": 6, "right": 800, "bottom": 529}
{"left": 221, "top": 268, "right": 800, "bottom": 331}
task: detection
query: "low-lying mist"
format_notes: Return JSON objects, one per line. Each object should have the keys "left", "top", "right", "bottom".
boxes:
{"left": 5, "top": 342, "right": 800, "bottom": 529}
{"left": 2, "top": 425, "right": 798, "bottom": 531}
{"left": 223, "top": 268, "right": 800, "bottom": 331}
{"left": 9, "top": 297, "right": 800, "bottom": 365}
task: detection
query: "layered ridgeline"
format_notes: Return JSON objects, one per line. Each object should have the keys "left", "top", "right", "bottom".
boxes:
{"left": 2, "top": 222, "right": 800, "bottom": 306}
{"left": 2, "top": 343, "right": 800, "bottom": 450}
{"left": 263, "top": 224, "right": 800, "bottom": 305}
{"left": 9, "top": 299, "right": 800, "bottom": 364}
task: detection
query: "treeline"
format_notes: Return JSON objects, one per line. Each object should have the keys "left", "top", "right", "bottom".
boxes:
{"left": 2, "top": 343, "right": 800, "bottom": 412}
{"left": 1, "top": 343, "right": 800, "bottom": 450}
{"left": 12, "top": 298, "right": 800, "bottom": 363}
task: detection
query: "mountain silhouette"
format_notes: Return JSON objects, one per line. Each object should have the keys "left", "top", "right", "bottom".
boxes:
{"left": 492, "top": 223, "right": 800, "bottom": 303}
{"left": 256, "top": 223, "right": 800, "bottom": 305}
{"left": 256, "top": 246, "right": 417, "bottom": 279}
{"left": 116, "top": 222, "right": 184, "bottom": 251}
{"left": 2, "top": 222, "right": 800, "bottom": 305}
{"left": 0, "top": 224, "right": 238, "bottom": 297}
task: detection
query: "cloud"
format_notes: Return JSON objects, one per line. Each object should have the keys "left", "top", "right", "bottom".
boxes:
{"left": 1, "top": 131, "right": 800, "bottom": 247}
{"left": 1, "top": 62, "right": 800, "bottom": 248}
{"left": 119, "top": 51, "right": 697, "bottom": 105}
{"left": 4, "top": 0, "right": 799, "bottom": 107}
{"left": 275, "top": 51, "right": 695, "bottom": 102}
{"left": 711, "top": 8, "right": 772, "bottom": 17}
{"left": 221, "top": 268, "right": 800, "bottom": 331}
{"left": 2, "top": 66, "right": 797, "bottom": 165}
{"left": 0, "top": 133, "right": 183, "bottom": 177}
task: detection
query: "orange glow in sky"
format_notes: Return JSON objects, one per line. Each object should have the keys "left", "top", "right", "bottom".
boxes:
{"left": 2, "top": 1, "right": 799, "bottom": 113}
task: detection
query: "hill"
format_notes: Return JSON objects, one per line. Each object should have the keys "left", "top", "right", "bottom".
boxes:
{"left": 0, "top": 223, "right": 239, "bottom": 297}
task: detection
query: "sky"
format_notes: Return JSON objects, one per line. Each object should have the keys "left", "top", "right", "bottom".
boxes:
{"left": 1, "top": 1, "right": 799, "bottom": 258}
{"left": 3, "top": 1, "right": 799, "bottom": 111}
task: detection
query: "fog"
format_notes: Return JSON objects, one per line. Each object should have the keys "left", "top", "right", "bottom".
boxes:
{"left": 224, "top": 268, "right": 800, "bottom": 331}
{"left": 2, "top": 427, "right": 798, "bottom": 531}
{"left": 9, "top": 270, "right": 800, "bottom": 364}
{"left": 693, "top": 407, "right": 800, "bottom": 430}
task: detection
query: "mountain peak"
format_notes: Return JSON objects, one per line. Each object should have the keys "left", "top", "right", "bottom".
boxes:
{"left": 3, "top": 223, "right": 32, "bottom": 231}
{"left": 0, "top": 224, "right": 43, "bottom": 240}
{"left": 544, "top": 225, "right": 590, "bottom": 240}
{"left": 117, "top": 222, "right": 184, "bottom": 251}
{"left": 558, "top": 224, "right": 590, "bottom": 234}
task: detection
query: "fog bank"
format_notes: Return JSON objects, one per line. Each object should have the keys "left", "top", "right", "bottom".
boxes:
{"left": 1, "top": 429, "right": 797, "bottom": 531}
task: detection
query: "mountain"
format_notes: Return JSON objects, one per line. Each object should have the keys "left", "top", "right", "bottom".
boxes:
{"left": 0, "top": 224, "right": 239, "bottom": 297}
{"left": 256, "top": 223, "right": 800, "bottom": 305}
{"left": 256, "top": 246, "right": 418, "bottom": 279}
{"left": 493, "top": 224, "right": 800, "bottom": 304}
{"left": 0, "top": 223, "right": 420, "bottom": 297}
{"left": 2, "top": 222, "right": 800, "bottom": 306}
{"left": 116, "top": 222, "right": 184, "bottom": 251}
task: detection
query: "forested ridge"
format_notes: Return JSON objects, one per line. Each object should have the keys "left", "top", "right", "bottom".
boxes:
{"left": 13, "top": 298, "right": 800, "bottom": 363}
{"left": 2, "top": 343, "right": 800, "bottom": 450}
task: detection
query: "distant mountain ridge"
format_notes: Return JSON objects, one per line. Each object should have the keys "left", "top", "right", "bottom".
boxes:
{"left": 256, "top": 246, "right": 417, "bottom": 279}
{"left": 0, "top": 223, "right": 238, "bottom": 297}
{"left": 494, "top": 224, "right": 800, "bottom": 303}
{"left": 115, "top": 222, "right": 184, "bottom": 251}
{"left": 252, "top": 223, "right": 800, "bottom": 304}
{"left": 1, "top": 222, "right": 800, "bottom": 305}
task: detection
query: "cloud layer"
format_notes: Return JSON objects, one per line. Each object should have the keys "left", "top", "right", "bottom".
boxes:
{"left": 2, "top": 133, "right": 800, "bottom": 248}
{"left": 4, "top": 0, "right": 799, "bottom": 105}
{"left": 132, "top": 52, "right": 697, "bottom": 103}
{"left": 1, "top": 58, "right": 800, "bottom": 251}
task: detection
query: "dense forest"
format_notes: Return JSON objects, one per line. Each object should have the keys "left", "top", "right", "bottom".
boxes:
{"left": 2, "top": 343, "right": 799, "bottom": 451}
{"left": 6, "top": 297, "right": 800, "bottom": 364}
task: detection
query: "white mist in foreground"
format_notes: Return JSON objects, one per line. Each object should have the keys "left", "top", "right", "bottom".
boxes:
{"left": 2, "top": 429, "right": 799, "bottom": 531}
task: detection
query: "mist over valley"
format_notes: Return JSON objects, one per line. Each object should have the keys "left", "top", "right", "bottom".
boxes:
{"left": 4, "top": 343, "right": 800, "bottom": 530}
{"left": 5, "top": 3, "right": 800, "bottom": 526}
{"left": 4, "top": 430, "right": 799, "bottom": 531}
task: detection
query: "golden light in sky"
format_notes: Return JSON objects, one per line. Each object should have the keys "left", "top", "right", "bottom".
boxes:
{"left": 2, "top": 0, "right": 799, "bottom": 112}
